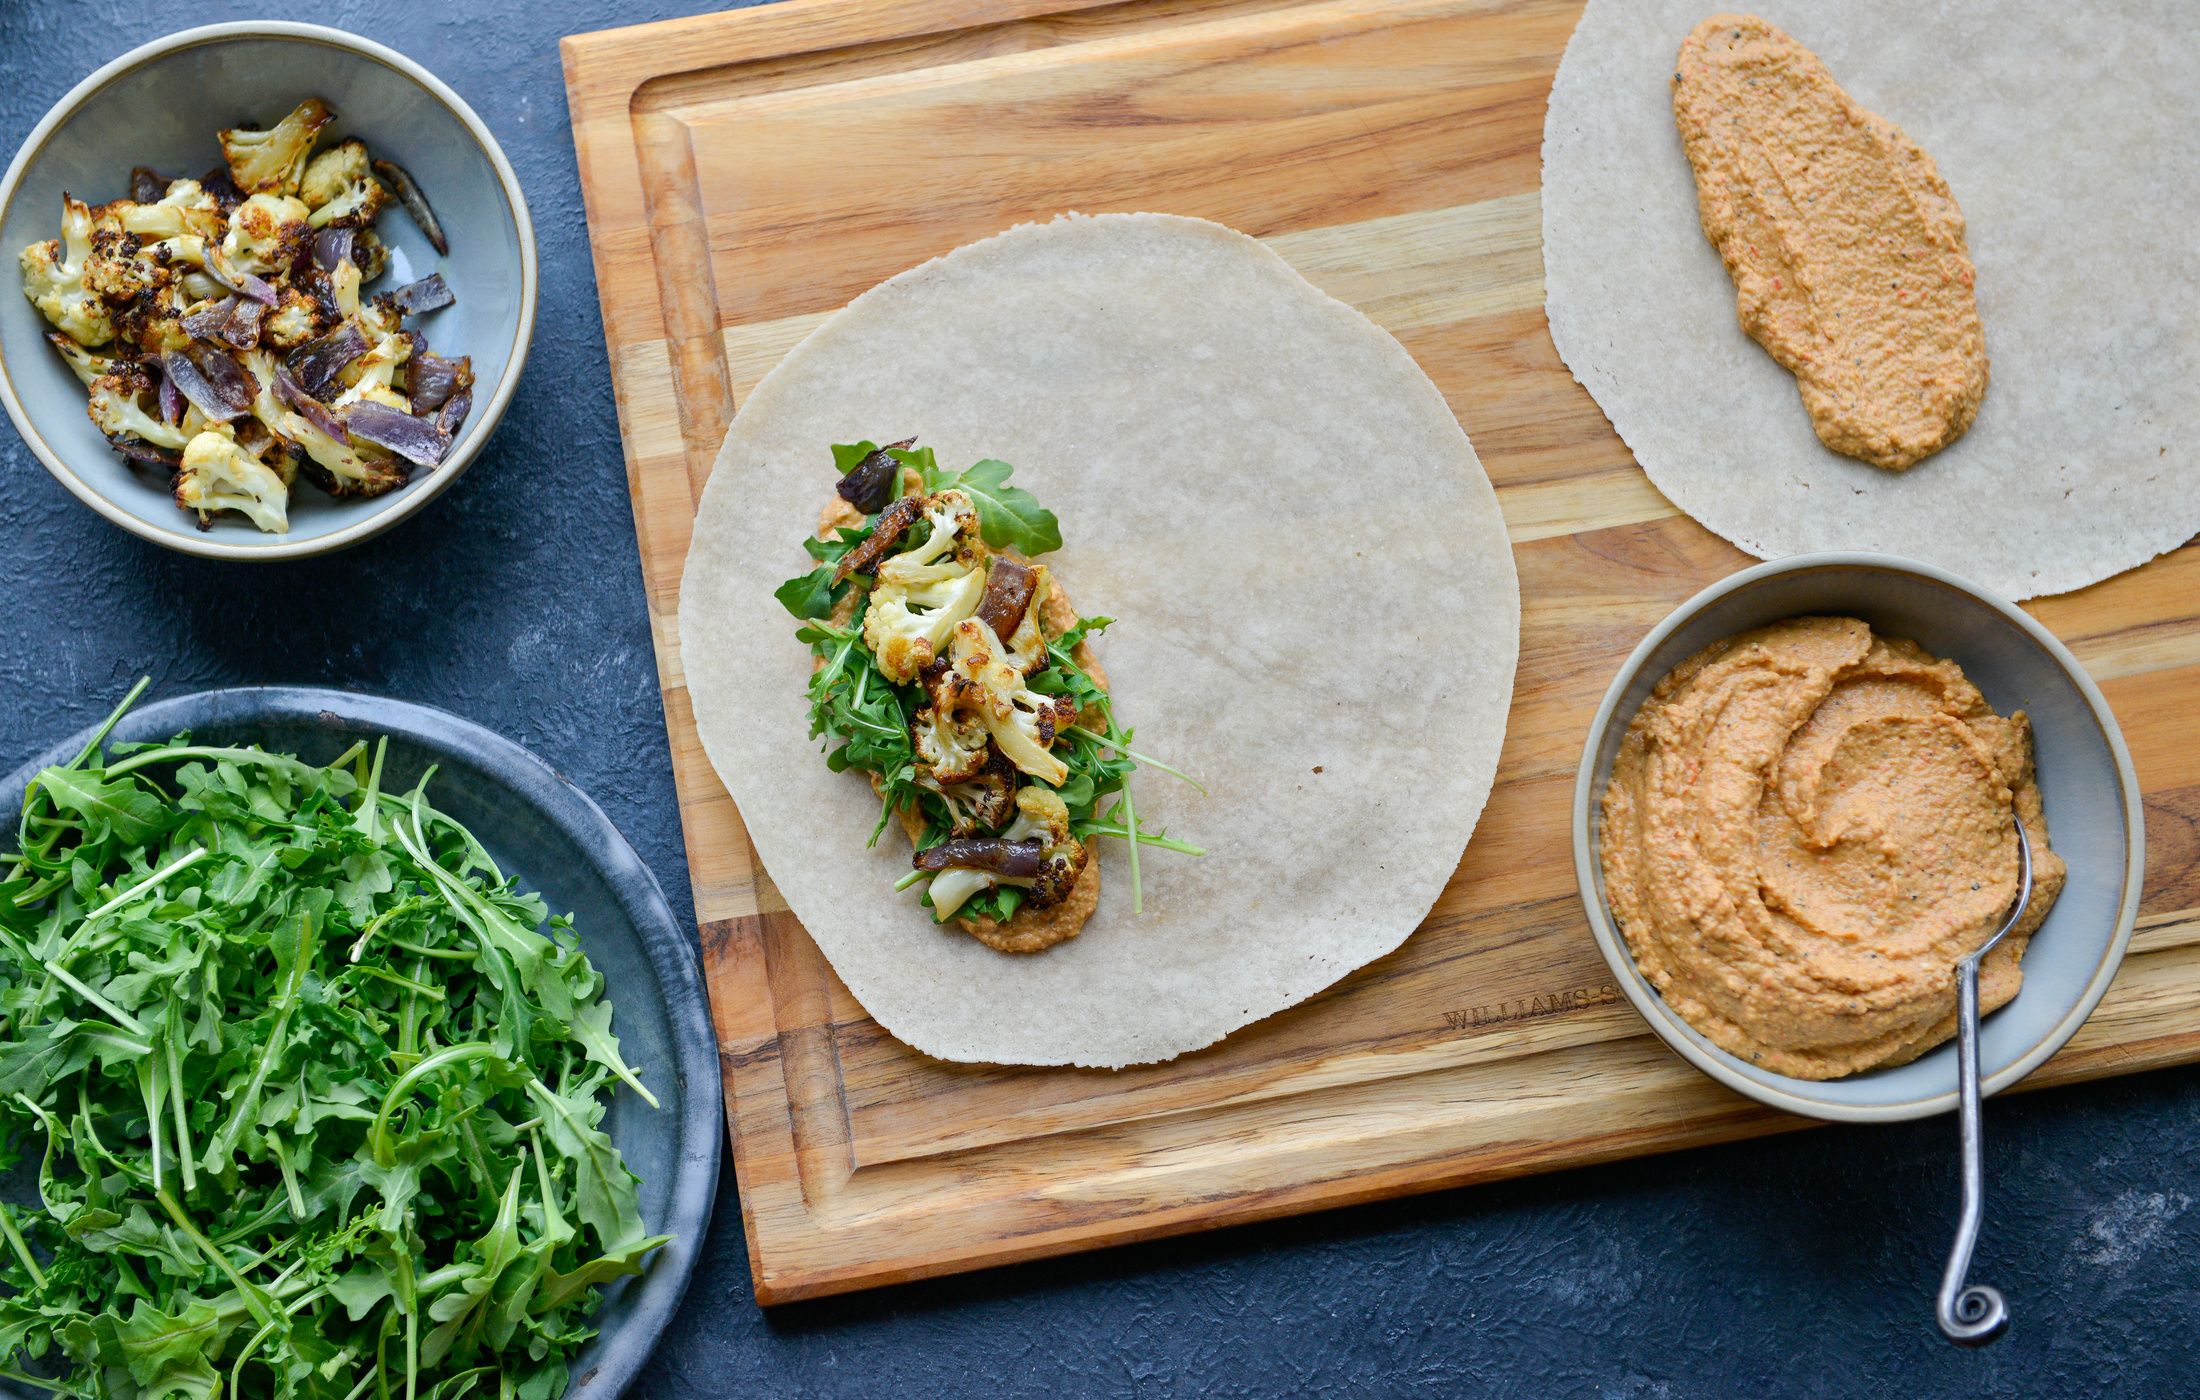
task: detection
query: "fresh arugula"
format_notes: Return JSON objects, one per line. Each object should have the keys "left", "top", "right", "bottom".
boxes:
{"left": 0, "top": 682, "right": 668, "bottom": 1400}
{"left": 780, "top": 444, "right": 1199, "bottom": 924}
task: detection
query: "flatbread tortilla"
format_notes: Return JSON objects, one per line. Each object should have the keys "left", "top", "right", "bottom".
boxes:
{"left": 1544, "top": 0, "right": 2200, "bottom": 600}
{"left": 679, "top": 213, "right": 1519, "bottom": 1067}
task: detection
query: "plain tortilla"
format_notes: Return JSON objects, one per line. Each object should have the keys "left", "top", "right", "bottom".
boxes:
{"left": 679, "top": 213, "right": 1519, "bottom": 1067}
{"left": 1544, "top": 0, "right": 2200, "bottom": 600}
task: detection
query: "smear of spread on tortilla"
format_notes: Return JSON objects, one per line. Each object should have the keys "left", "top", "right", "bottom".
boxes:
{"left": 1673, "top": 14, "right": 1988, "bottom": 471}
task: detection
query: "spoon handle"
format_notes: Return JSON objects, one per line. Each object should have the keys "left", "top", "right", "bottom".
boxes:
{"left": 1936, "top": 955, "right": 2008, "bottom": 1345}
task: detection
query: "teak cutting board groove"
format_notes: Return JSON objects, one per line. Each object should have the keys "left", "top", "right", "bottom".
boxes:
{"left": 562, "top": 0, "right": 2200, "bottom": 1302}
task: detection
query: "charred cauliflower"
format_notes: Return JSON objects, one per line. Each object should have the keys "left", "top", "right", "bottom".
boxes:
{"left": 219, "top": 98, "right": 334, "bottom": 196}
{"left": 300, "top": 139, "right": 388, "bottom": 229}
{"left": 175, "top": 428, "right": 290, "bottom": 533}
{"left": 18, "top": 97, "right": 469, "bottom": 533}
{"left": 20, "top": 195, "right": 114, "bottom": 346}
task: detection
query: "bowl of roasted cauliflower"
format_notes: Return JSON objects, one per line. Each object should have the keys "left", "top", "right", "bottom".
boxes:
{"left": 0, "top": 22, "right": 536, "bottom": 558}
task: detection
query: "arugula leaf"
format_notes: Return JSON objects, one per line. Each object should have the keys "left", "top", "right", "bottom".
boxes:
{"left": 917, "top": 455, "right": 1062, "bottom": 555}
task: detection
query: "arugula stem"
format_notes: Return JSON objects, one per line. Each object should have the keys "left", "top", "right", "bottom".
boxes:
{"left": 1081, "top": 825, "right": 1206, "bottom": 857}
{"left": 40, "top": 961, "right": 146, "bottom": 1035}
{"left": 80, "top": 846, "right": 210, "bottom": 926}
{"left": 165, "top": 1029, "right": 196, "bottom": 1193}
{"left": 101, "top": 745, "right": 322, "bottom": 783}
{"left": 893, "top": 868, "right": 927, "bottom": 892}
{"left": 358, "top": 737, "right": 388, "bottom": 844}
{"left": 270, "top": 1134, "right": 306, "bottom": 1220}
{"left": 1119, "top": 780, "right": 1143, "bottom": 914}
{"left": 67, "top": 675, "right": 151, "bottom": 769}
{"left": 0, "top": 1366, "right": 71, "bottom": 1395}
{"left": 1064, "top": 726, "right": 1208, "bottom": 794}
{"left": 157, "top": 1188, "right": 274, "bottom": 1329}
{"left": 371, "top": 1043, "right": 504, "bottom": 1167}
{"left": 0, "top": 1204, "right": 45, "bottom": 1289}
{"left": 350, "top": 964, "right": 447, "bottom": 999}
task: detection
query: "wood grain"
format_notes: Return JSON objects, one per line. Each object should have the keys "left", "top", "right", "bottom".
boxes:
{"left": 561, "top": 0, "right": 2200, "bottom": 1303}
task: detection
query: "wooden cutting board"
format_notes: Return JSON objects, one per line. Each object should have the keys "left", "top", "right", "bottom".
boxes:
{"left": 561, "top": 0, "right": 2200, "bottom": 1303}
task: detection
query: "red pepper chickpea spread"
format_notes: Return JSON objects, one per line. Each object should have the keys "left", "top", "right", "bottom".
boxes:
{"left": 1599, "top": 617, "right": 2063, "bottom": 1080}
{"left": 1673, "top": 14, "right": 1988, "bottom": 471}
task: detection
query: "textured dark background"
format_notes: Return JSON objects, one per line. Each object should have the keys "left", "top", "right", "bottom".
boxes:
{"left": 1, "top": 3, "right": 2191, "bottom": 1396}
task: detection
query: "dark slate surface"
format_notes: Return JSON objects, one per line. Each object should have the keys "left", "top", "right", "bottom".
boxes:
{"left": 0, "top": 4, "right": 2188, "bottom": 1396}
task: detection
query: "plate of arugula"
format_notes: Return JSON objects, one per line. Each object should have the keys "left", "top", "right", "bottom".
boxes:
{"left": 0, "top": 684, "right": 718, "bottom": 1400}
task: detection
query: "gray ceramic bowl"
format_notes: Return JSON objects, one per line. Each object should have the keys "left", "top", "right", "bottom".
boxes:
{"left": 0, "top": 689, "right": 718, "bottom": 1398}
{"left": 1573, "top": 553, "right": 2144, "bottom": 1122}
{"left": 0, "top": 23, "right": 536, "bottom": 559}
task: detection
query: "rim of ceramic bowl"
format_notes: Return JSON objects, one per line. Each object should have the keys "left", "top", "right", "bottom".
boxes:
{"left": 0, "top": 22, "right": 538, "bottom": 561}
{"left": 1571, "top": 551, "right": 2145, "bottom": 1123}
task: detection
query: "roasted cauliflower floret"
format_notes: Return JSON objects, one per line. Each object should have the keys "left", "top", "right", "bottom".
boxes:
{"left": 46, "top": 333, "right": 113, "bottom": 388}
{"left": 920, "top": 749, "right": 1018, "bottom": 835}
{"left": 262, "top": 288, "right": 327, "bottom": 350}
{"left": 1002, "top": 787, "right": 1089, "bottom": 910}
{"left": 219, "top": 99, "right": 334, "bottom": 196}
{"left": 83, "top": 229, "right": 173, "bottom": 302}
{"left": 912, "top": 703, "right": 991, "bottom": 786}
{"left": 19, "top": 195, "right": 114, "bottom": 346}
{"left": 220, "top": 194, "right": 311, "bottom": 276}
{"left": 300, "top": 140, "right": 388, "bottom": 229}
{"left": 863, "top": 566, "right": 984, "bottom": 684}
{"left": 100, "top": 180, "right": 225, "bottom": 242}
{"left": 332, "top": 331, "right": 413, "bottom": 411}
{"left": 942, "top": 618, "right": 1076, "bottom": 785}
{"left": 175, "top": 427, "right": 290, "bottom": 533}
{"left": 108, "top": 280, "right": 190, "bottom": 355}
{"left": 350, "top": 229, "right": 390, "bottom": 283}
{"left": 86, "top": 369, "right": 188, "bottom": 453}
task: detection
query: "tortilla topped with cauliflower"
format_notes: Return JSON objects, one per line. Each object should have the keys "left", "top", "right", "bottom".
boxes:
{"left": 777, "top": 438, "right": 1199, "bottom": 952}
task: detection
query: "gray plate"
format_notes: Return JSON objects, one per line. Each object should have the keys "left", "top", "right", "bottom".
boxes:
{"left": 0, "top": 688, "right": 718, "bottom": 1398}
{"left": 1573, "top": 554, "right": 2145, "bottom": 1122}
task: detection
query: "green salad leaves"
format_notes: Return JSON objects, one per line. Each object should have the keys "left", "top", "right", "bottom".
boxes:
{"left": 0, "top": 683, "right": 665, "bottom": 1400}
{"left": 779, "top": 442, "right": 1199, "bottom": 926}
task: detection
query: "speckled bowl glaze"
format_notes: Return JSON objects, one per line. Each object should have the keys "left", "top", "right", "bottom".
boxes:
{"left": 0, "top": 689, "right": 717, "bottom": 1398}
{"left": 0, "top": 23, "right": 536, "bottom": 559}
{"left": 1573, "top": 553, "right": 2144, "bottom": 1123}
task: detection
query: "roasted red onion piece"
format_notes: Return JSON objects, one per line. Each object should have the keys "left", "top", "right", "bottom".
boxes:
{"left": 912, "top": 837, "right": 1046, "bottom": 879}
{"left": 833, "top": 493, "right": 923, "bottom": 582}
{"left": 407, "top": 351, "right": 473, "bottom": 413}
{"left": 344, "top": 401, "right": 450, "bottom": 467}
{"left": 977, "top": 557, "right": 1038, "bottom": 640}
{"left": 312, "top": 226, "right": 357, "bottom": 272}
{"left": 432, "top": 388, "right": 472, "bottom": 439}
{"left": 836, "top": 437, "right": 914, "bottom": 515}
{"left": 157, "top": 369, "right": 184, "bottom": 426}
{"left": 221, "top": 297, "right": 265, "bottom": 351}
{"left": 274, "top": 366, "right": 347, "bottom": 443}
{"left": 130, "top": 166, "right": 166, "bottom": 204}
{"left": 383, "top": 273, "right": 455, "bottom": 316}
{"left": 286, "top": 322, "right": 369, "bottom": 397}
{"left": 181, "top": 295, "right": 240, "bottom": 342}
{"left": 372, "top": 157, "right": 447, "bottom": 255}
{"left": 203, "top": 249, "right": 277, "bottom": 306}
{"left": 160, "top": 347, "right": 251, "bottom": 423}
{"left": 113, "top": 438, "right": 183, "bottom": 471}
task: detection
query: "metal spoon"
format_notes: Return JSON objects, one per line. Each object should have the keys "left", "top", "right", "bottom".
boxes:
{"left": 1936, "top": 818, "right": 2034, "bottom": 1346}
